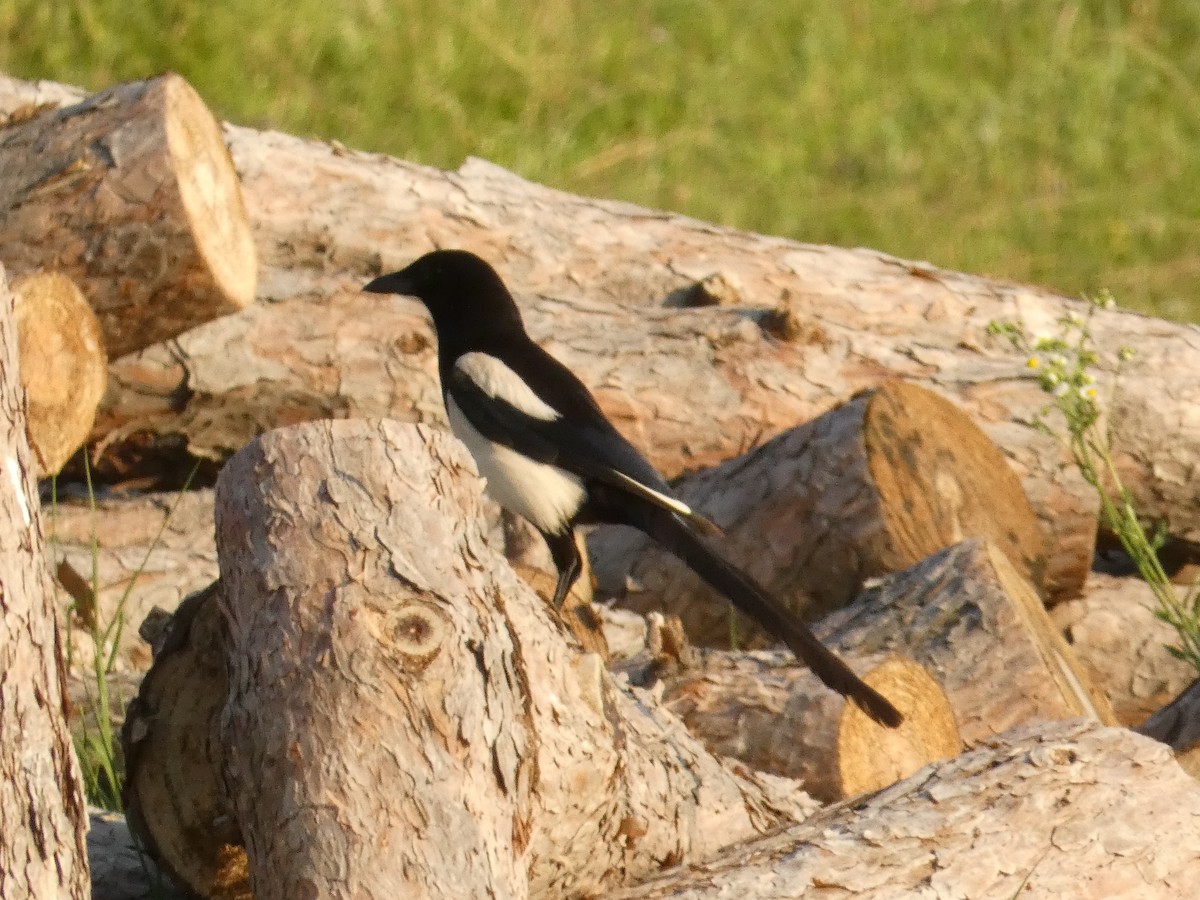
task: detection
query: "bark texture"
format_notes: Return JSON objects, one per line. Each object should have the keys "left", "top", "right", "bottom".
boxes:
{"left": 1051, "top": 573, "right": 1197, "bottom": 727}
{"left": 593, "top": 381, "right": 1050, "bottom": 643}
{"left": 5, "top": 72, "right": 1200, "bottom": 605}
{"left": 12, "top": 271, "right": 107, "bottom": 474}
{"left": 659, "top": 651, "right": 961, "bottom": 802}
{"left": 0, "top": 265, "right": 89, "bottom": 897}
{"left": 0, "top": 73, "right": 255, "bottom": 356}
{"left": 210, "top": 419, "right": 815, "bottom": 900}
{"left": 819, "top": 540, "right": 1116, "bottom": 744}
{"left": 606, "top": 720, "right": 1200, "bottom": 900}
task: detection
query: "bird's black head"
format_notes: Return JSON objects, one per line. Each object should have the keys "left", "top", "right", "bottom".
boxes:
{"left": 363, "top": 250, "right": 526, "bottom": 352}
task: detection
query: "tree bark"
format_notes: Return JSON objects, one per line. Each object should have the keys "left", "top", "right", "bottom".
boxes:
{"left": 605, "top": 719, "right": 1200, "bottom": 900}
{"left": 7, "top": 71, "right": 1200, "bottom": 603}
{"left": 1050, "top": 572, "right": 1197, "bottom": 727}
{"left": 0, "top": 265, "right": 89, "bottom": 897}
{"left": 658, "top": 651, "right": 961, "bottom": 803}
{"left": 818, "top": 539, "right": 1116, "bottom": 744}
{"left": 593, "top": 381, "right": 1051, "bottom": 643}
{"left": 209, "top": 419, "right": 815, "bottom": 899}
{"left": 12, "top": 271, "right": 107, "bottom": 475}
{"left": 0, "top": 73, "right": 256, "bottom": 357}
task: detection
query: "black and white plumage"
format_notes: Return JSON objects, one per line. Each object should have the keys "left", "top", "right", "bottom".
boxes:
{"left": 364, "top": 250, "right": 902, "bottom": 727}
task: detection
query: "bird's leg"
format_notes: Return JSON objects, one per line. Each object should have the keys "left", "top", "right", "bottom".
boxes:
{"left": 543, "top": 529, "right": 583, "bottom": 609}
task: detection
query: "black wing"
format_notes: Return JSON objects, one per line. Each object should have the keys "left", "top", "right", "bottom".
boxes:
{"left": 446, "top": 360, "right": 716, "bottom": 530}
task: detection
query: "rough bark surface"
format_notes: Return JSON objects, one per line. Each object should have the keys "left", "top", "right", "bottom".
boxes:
{"left": 592, "top": 381, "right": 1050, "bottom": 644}
{"left": 0, "top": 265, "right": 89, "bottom": 897}
{"left": 659, "top": 651, "right": 961, "bottom": 802}
{"left": 605, "top": 720, "right": 1200, "bottom": 900}
{"left": 819, "top": 540, "right": 1116, "bottom": 744}
{"left": 12, "top": 271, "right": 107, "bottom": 474}
{"left": 1051, "top": 573, "right": 1197, "bottom": 727}
{"left": 0, "top": 73, "right": 255, "bottom": 356}
{"left": 6, "top": 72, "right": 1200, "bottom": 601}
{"left": 212, "top": 419, "right": 815, "bottom": 900}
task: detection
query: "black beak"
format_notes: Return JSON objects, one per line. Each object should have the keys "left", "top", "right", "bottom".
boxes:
{"left": 363, "top": 272, "right": 413, "bottom": 295}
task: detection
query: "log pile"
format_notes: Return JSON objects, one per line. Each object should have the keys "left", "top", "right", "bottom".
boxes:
{"left": 2, "top": 71, "right": 1199, "bottom": 898}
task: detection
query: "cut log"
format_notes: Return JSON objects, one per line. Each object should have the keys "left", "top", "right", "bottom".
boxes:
{"left": 1050, "top": 572, "right": 1197, "bottom": 726}
{"left": 659, "top": 651, "right": 961, "bottom": 802}
{"left": 819, "top": 539, "right": 1116, "bottom": 744}
{"left": 12, "top": 271, "right": 108, "bottom": 474}
{"left": 594, "top": 381, "right": 1049, "bottom": 644}
{"left": 121, "top": 582, "right": 248, "bottom": 900}
{"left": 193, "top": 419, "right": 816, "bottom": 899}
{"left": 606, "top": 720, "right": 1200, "bottom": 900}
{"left": 12, "top": 73, "right": 1200, "bottom": 602}
{"left": 0, "top": 265, "right": 90, "bottom": 897}
{"left": 86, "top": 283, "right": 1097, "bottom": 601}
{"left": 0, "top": 73, "right": 255, "bottom": 356}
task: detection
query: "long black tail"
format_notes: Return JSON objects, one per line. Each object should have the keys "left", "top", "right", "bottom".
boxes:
{"left": 624, "top": 501, "right": 903, "bottom": 727}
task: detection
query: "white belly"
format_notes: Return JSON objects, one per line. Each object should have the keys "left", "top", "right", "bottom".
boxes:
{"left": 447, "top": 397, "right": 585, "bottom": 534}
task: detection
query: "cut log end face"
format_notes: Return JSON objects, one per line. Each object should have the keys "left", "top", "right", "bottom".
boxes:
{"left": 863, "top": 381, "right": 1048, "bottom": 597}
{"left": 13, "top": 272, "right": 108, "bottom": 474}
{"left": 836, "top": 656, "right": 962, "bottom": 799}
{"left": 164, "top": 75, "right": 256, "bottom": 312}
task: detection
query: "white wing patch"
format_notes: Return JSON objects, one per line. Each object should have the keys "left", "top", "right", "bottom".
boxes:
{"left": 450, "top": 351, "right": 698, "bottom": 529}
{"left": 455, "top": 352, "right": 559, "bottom": 421}
{"left": 446, "top": 396, "right": 585, "bottom": 534}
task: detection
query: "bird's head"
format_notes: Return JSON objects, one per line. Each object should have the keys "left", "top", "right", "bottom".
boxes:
{"left": 363, "top": 250, "right": 525, "bottom": 348}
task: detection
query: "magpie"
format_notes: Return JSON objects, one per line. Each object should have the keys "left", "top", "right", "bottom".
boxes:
{"left": 364, "top": 250, "right": 902, "bottom": 727}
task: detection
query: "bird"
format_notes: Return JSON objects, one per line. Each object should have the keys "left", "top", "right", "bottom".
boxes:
{"left": 364, "top": 249, "right": 902, "bottom": 727}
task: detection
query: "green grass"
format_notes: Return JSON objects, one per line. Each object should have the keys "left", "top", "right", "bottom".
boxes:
{"left": 3, "top": 1, "right": 1199, "bottom": 319}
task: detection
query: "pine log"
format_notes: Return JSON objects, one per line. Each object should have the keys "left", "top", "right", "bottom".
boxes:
{"left": 819, "top": 539, "right": 1116, "bottom": 744}
{"left": 201, "top": 419, "right": 816, "bottom": 899}
{"left": 12, "top": 73, "right": 1200, "bottom": 603}
{"left": 44, "top": 483, "right": 602, "bottom": 680}
{"left": 606, "top": 719, "right": 1200, "bottom": 900}
{"left": 0, "top": 265, "right": 90, "bottom": 896}
{"left": 87, "top": 281, "right": 1096, "bottom": 600}
{"left": 12, "top": 271, "right": 108, "bottom": 474}
{"left": 593, "top": 381, "right": 1048, "bottom": 643}
{"left": 0, "top": 73, "right": 255, "bottom": 356}
{"left": 221, "top": 134, "right": 1200, "bottom": 591}
{"left": 121, "top": 582, "right": 250, "bottom": 900}
{"left": 1050, "top": 572, "right": 1197, "bottom": 727}
{"left": 659, "top": 651, "right": 961, "bottom": 802}
{"left": 0, "top": 75, "right": 1103, "bottom": 599}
